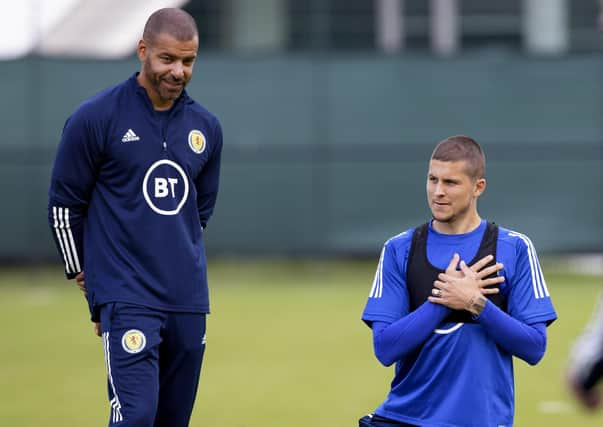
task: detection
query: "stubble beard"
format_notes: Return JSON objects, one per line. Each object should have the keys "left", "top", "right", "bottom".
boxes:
{"left": 155, "top": 75, "right": 183, "bottom": 101}
{"left": 144, "top": 64, "right": 184, "bottom": 102}
{"left": 432, "top": 202, "right": 472, "bottom": 225}
{"left": 430, "top": 198, "right": 452, "bottom": 223}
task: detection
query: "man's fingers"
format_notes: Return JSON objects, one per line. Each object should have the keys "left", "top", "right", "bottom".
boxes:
{"left": 75, "top": 271, "right": 87, "bottom": 295}
{"left": 476, "top": 263, "right": 504, "bottom": 279}
{"left": 459, "top": 260, "right": 473, "bottom": 275}
{"left": 77, "top": 282, "right": 87, "bottom": 297}
{"left": 445, "top": 253, "right": 460, "bottom": 273}
{"left": 437, "top": 273, "right": 456, "bottom": 283}
{"left": 481, "top": 287, "right": 500, "bottom": 295}
{"left": 94, "top": 322, "right": 101, "bottom": 337}
{"left": 428, "top": 296, "right": 445, "bottom": 305}
{"left": 433, "top": 280, "right": 447, "bottom": 289}
{"left": 480, "top": 276, "right": 505, "bottom": 287}
{"left": 469, "top": 254, "right": 494, "bottom": 272}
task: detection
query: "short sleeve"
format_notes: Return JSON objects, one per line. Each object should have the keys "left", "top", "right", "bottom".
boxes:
{"left": 362, "top": 235, "right": 412, "bottom": 326}
{"left": 505, "top": 231, "right": 557, "bottom": 326}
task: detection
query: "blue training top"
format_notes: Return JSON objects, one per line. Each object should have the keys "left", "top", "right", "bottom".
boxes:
{"left": 48, "top": 73, "right": 223, "bottom": 319}
{"left": 362, "top": 220, "right": 557, "bottom": 427}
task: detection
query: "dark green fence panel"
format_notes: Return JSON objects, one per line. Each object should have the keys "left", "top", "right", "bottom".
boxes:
{"left": 0, "top": 53, "right": 600, "bottom": 260}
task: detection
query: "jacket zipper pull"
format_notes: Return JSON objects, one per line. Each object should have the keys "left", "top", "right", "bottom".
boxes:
{"left": 163, "top": 141, "right": 167, "bottom": 151}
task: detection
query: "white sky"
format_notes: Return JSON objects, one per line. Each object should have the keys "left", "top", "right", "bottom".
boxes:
{"left": 0, "top": 0, "right": 187, "bottom": 59}
{"left": 0, "top": 0, "right": 80, "bottom": 59}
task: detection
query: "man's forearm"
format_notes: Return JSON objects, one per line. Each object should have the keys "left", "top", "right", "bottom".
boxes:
{"left": 477, "top": 302, "right": 547, "bottom": 365}
{"left": 48, "top": 203, "right": 84, "bottom": 278}
{"left": 372, "top": 302, "right": 450, "bottom": 366}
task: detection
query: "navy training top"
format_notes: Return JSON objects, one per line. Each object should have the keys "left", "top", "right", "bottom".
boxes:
{"left": 48, "top": 73, "right": 223, "bottom": 320}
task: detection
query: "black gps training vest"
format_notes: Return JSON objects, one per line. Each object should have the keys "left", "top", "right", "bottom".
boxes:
{"left": 406, "top": 222, "right": 507, "bottom": 323}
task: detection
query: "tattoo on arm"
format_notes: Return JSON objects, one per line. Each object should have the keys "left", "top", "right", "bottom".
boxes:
{"left": 467, "top": 295, "right": 487, "bottom": 316}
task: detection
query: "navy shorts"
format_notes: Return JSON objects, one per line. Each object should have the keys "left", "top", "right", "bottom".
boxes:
{"left": 100, "top": 303, "right": 206, "bottom": 427}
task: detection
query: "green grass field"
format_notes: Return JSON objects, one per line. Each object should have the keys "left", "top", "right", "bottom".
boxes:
{"left": 0, "top": 260, "right": 601, "bottom": 426}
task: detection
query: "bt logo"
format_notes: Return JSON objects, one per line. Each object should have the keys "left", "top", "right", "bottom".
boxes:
{"left": 142, "top": 160, "right": 189, "bottom": 215}
{"left": 154, "top": 177, "right": 179, "bottom": 198}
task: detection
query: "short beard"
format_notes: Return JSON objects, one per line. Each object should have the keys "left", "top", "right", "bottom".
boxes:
{"left": 144, "top": 62, "right": 183, "bottom": 101}
{"left": 157, "top": 82, "right": 181, "bottom": 101}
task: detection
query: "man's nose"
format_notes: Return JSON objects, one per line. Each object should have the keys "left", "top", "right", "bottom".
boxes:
{"left": 434, "top": 183, "right": 445, "bottom": 196}
{"left": 171, "top": 62, "right": 184, "bottom": 79}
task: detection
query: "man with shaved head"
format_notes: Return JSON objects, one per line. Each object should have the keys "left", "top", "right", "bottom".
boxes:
{"left": 359, "top": 136, "right": 557, "bottom": 426}
{"left": 48, "top": 7, "right": 222, "bottom": 426}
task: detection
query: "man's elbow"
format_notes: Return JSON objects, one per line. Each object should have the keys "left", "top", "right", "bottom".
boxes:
{"left": 524, "top": 354, "right": 543, "bottom": 366}
{"left": 374, "top": 345, "right": 395, "bottom": 367}
{"left": 522, "top": 338, "right": 547, "bottom": 366}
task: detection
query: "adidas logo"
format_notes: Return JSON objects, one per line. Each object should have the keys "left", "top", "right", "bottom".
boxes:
{"left": 121, "top": 129, "right": 140, "bottom": 142}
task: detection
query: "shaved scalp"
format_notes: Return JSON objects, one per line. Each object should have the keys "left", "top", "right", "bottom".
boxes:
{"left": 431, "top": 135, "right": 486, "bottom": 180}
{"left": 143, "top": 8, "right": 198, "bottom": 44}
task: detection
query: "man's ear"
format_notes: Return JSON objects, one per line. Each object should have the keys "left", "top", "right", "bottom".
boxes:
{"left": 475, "top": 178, "right": 486, "bottom": 197}
{"left": 137, "top": 39, "right": 147, "bottom": 61}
